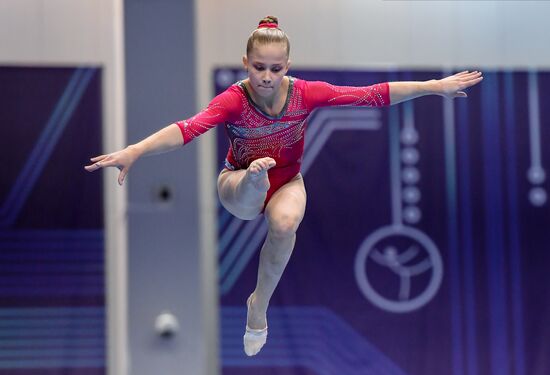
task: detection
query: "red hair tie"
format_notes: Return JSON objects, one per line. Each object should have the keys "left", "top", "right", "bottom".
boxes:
{"left": 258, "top": 22, "right": 278, "bottom": 29}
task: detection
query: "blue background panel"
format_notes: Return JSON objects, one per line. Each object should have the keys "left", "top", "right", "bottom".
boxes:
{"left": 0, "top": 67, "right": 105, "bottom": 374}
{"left": 214, "top": 69, "right": 550, "bottom": 375}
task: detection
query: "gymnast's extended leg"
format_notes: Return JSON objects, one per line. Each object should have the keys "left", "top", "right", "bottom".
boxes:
{"left": 244, "top": 173, "right": 307, "bottom": 355}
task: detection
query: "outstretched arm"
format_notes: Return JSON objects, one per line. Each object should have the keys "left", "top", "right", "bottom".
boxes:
{"left": 84, "top": 87, "right": 241, "bottom": 185}
{"left": 84, "top": 123, "right": 183, "bottom": 185}
{"left": 389, "top": 70, "right": 483, "bottom": 105}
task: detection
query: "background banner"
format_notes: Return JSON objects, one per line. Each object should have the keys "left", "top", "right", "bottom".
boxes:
{"left": 0, "top": 67, "right": 105, "bottom": 375}
{"left": 215, "top": 68, "right": 550, "bottom": 375}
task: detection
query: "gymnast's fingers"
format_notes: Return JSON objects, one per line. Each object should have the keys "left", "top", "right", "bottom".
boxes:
{"left": 462, "top": 76, "right": 483, "bottom": 88}
{"left": 85, "top": 154, "right": 108, "bottom": 172}
{"left": 90, "top": 155, "right": 107, "bottom": 162}
{"left": 84, "top": 157, "right": 116, "bottom": 172}
{"left": 84, "top": 161, "right": 101, "bottom": 172}
{"left": 94, "top": 158, "right": 119, "bottom": 169}
{"left": 118, "top": 168, "right": 129, "bottom": 186}
{"left": 462, "top": 71, "right": 481, "bottom": 79}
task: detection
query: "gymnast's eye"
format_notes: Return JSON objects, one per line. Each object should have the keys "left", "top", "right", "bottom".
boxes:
{"left": 271, "top": 67, "right": 282, "bottom": 73}
{"left": 254, "top": 65, "right": 265, "bottom": 71}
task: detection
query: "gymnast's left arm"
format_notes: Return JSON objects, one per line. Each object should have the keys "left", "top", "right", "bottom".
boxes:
{"left": 389, "top": 70, "right": 483, "bottom": 105}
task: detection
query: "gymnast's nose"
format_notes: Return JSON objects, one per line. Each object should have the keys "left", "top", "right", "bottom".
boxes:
{"left": 262, "top": 73, "right": 272, "bottom": 85}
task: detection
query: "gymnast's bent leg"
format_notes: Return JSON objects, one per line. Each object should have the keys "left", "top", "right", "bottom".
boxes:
{"left": 217, "top": 157, "right": 276, "bottom": 220}
{"left": 244, "top": 173, "right": 307, "bottom": 356}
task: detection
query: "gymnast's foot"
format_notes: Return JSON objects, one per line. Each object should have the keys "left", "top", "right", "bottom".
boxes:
{"left": 244, "top": 157, "right": 276, "bottom": 193}
{"left": 244, "top": 293, "right": 268, "bottom": 356}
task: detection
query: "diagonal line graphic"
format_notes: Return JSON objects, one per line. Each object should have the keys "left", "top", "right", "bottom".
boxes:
{"left": 219, "top": 215, "right": 264, "bottom": 279}
{"left": 218, "top": 216, "right": 247, "bottom": 257}
{"left": 0, "top": 68, "right": 96, "bottom": 227}
{"left": 0, "top": 69, "right": 84, "bottom": 217}
{"left": 220, "top": 218, "right": 267, "bottom": 295}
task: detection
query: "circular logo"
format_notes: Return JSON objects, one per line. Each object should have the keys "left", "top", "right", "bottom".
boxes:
{"left": 354, "top": 225, "right": 443, "bottom": 313}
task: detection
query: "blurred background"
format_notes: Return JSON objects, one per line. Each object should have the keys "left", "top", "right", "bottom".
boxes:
{"left": 1, "top": 1, "right": 549, "bottom": 375}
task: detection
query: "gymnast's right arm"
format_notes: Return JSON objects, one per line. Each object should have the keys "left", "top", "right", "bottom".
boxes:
{"left": 83, "top": 123, "right": 183, "bottom": 185}
{"left": 84, "top": 87, "right": 241, "bottom": 185}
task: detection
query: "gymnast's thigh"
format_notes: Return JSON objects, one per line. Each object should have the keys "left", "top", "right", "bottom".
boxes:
{"left": 264, "top": 173, "right": 307, "bottom": 232}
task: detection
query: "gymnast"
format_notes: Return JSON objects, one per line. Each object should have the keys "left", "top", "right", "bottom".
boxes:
{"left": 85, "top": 16, "right": 483, "bottom": 356}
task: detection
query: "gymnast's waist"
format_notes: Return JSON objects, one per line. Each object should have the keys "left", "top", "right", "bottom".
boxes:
{"left": 267, "top": 163, "right": 301, "bottom": 179}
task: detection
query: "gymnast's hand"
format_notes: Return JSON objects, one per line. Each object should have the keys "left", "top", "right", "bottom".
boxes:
{"left": 434, "top": 70, "right": 483, "bottom": 99}
{"left": 84, "top": 146, "right": 140, "bottom": 185}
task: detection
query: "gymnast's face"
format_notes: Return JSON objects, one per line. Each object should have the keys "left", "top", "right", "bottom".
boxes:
{"left": 243, "top": 42, "right": 291, "bottom": 98}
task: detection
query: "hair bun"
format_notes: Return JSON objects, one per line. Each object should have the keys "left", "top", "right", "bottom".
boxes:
{"left": 258, "top": 16, "right": 279, "bottom": 27}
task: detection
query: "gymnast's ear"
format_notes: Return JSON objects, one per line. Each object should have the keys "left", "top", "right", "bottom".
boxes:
{"left": 242, "top": 55, "right": 249, "bottom": 71}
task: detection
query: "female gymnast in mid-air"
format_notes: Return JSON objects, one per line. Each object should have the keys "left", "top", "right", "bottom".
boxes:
{"left": 85, "top": 16, "right": 483, "bottom": 356}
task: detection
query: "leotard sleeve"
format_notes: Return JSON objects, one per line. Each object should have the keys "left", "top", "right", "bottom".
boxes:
{"left": 302, "top": 80, "right": 390, "bottom": 111}
{"left": 175, "top": 86, "right": 242, "bottom": 145}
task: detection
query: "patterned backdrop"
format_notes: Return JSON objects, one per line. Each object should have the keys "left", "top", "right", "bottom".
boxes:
{"left": 214, "top": 68, "right": 550, "bottom": 375}
{"left": 0, "top": 67, "right": 105, "bottom": 374}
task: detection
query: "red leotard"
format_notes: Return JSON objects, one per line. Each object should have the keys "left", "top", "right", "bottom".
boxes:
{"left": 176, "top": 77, "right": 390, "bottom": 207}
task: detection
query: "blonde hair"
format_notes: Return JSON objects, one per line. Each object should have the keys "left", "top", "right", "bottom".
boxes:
{"left": 246, "top": 16, "right": 290, "bottom": 57}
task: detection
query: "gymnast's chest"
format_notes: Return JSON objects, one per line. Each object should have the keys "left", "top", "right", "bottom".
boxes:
{"left": 224, "top": 116, "right": 306, "bottom": 140}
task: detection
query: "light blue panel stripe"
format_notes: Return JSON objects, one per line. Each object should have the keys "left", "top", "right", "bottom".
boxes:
{"left": 218, "top": 217, "right": 246, "bottom": 257}
{"left": 0, "top": 242, "right": 102, "bottom": 252}
{"left": 0, "top": 253, "right": 103, "bottom": 261}
{"left": 220, "top": 219, "right": 267, "bottom": 295}
{"left": 0, "top": 264, "right": 103, "bottom": 273}
{"left": 217, "top": 208, "right": 234, "bottom": 238}
{"left": 0, "top": 307, "right": 104, "bottom": 317}
{"left": 0, "top": 358, "right": 104, "bottom": 369}
{"left": 0, "top": 286, "right": 104, "bottom": 296}
{"left": 0, "top": 318, "right": 104, "bottom": 328}
{"left": 0, "top": 337, "right": 104, "bottom": 347}
{"left": 13, "top": 70, "right": 95, "bottom": 213}
{"left": 0, "top": 326, "right": 104, "bottom": 337}
{"left": 503, "top": 71, "right": 526, "bottom": 375}
{"left": 0, "top": 276, "right": 103, "bottom": 285}
{"left": 0, "top": 347, "right": 104, "bottom": 359}
{"left": 0, "top": 69, "right": 85, "bottom": 219}
{"left": 219, "top": 217, "right": 264, "bottom": 279}
{"left": 481, "top": 72, "right": 510, "bottom": 375}
{"left": 1, "top": 68, "right": 96, "bottom": 226}
{"left": 456, "top": 96, "right": 479, "bottom": 375}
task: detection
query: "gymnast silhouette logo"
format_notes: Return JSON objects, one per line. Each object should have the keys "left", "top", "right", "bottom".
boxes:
{"left": 354, "top": 225, "right": 443, "bottom": 313}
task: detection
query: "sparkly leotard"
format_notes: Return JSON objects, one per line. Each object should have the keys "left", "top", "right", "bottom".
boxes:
{"left": 176, "top": 77, "right": 390, "bottom": 207}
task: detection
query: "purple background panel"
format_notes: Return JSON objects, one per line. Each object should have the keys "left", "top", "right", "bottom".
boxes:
{"left": 214, "top": 68, "right": 550, "bottom": 375}
{"left": 0, "top": 67, "right": 105, "bottom": 374}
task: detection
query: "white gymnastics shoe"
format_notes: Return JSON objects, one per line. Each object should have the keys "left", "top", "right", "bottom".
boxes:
{"left": 243, "top": 295, "right": 268, "bottom": 356}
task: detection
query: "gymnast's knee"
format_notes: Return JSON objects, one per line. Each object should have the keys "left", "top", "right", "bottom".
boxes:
{"left": 268, "top": 213, "right": 302, "bottom": 239}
